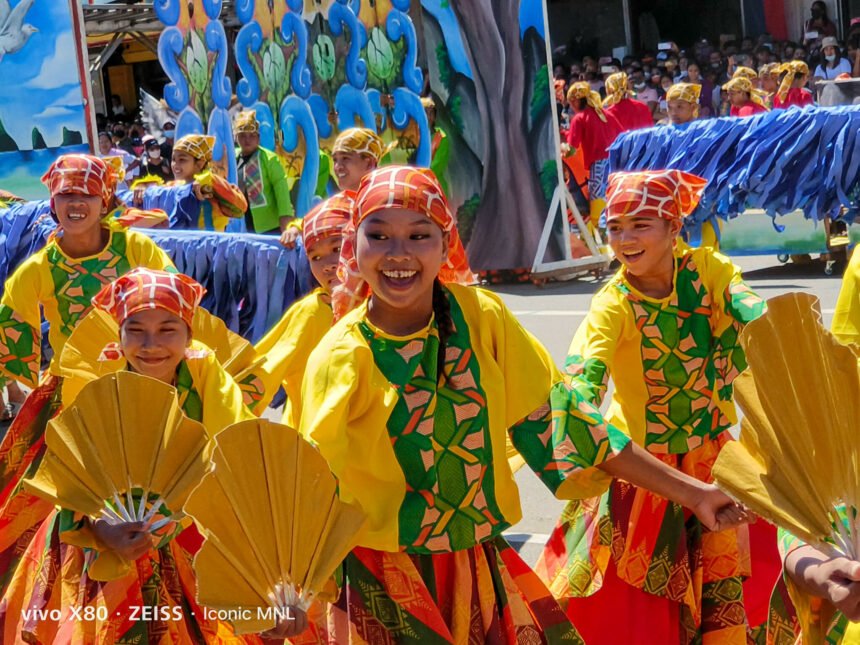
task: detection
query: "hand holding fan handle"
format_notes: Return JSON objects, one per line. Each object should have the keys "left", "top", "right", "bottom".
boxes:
{"left": 784, "top": 545, "right": 860, "bottom": 622}
{"left": 92, "top": 518, "right": 152, "bottom": 563}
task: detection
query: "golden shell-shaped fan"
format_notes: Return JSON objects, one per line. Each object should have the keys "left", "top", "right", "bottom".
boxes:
{"left": 713, "top": 293, "right": 860, "bottom": 558}
{"left": 24, "top": 371, "right": 211, "bottom": 567}
{"left": 185, "top": 419, "right": 367, "bottom": 635}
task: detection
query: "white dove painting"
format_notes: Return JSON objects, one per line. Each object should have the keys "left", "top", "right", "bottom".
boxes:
{"left": 0, "top": 0, "right": 89, "bottom": 199}
{"left": 0, "top": 0, "right": 37, "bottom": 62}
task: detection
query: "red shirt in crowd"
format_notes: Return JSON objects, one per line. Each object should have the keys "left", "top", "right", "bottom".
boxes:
{"left": 567, "top": 108, "right": 624, "bottom": 168}
{"left": 773, "top": 87, "right": 815, "bottom": 109}
{"left": 605, "top": 98, "right": 654, "bottom": 132}
{"left": 730, "top": 102, "right": 769, "bottom": 117}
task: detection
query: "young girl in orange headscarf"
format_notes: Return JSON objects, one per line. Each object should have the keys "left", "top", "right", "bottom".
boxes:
{"left": 0, "top": 155, "right": 175, "bottom": 596}
{"left": 0, "top": 269, "right": 305, "bottom": 642}
{"left": 536, "top": 169, "right": 781, "bottom": 644}
{"left": 296, "top": 165, "right": 748, "bottom": 643}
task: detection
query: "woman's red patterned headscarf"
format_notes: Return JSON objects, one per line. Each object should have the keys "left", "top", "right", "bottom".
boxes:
{"left": 42, "top": 154, "right": 114, "bottom": 208}
{"left": 604, "top": 170, "right": 708, "bottom": 222}
{"left": 302, "top": 193, "right": 353, "bottom": 250}
{"left": 332, "top": 165, "right": 474, "bottom": 319}
{"left": 92, "top": 268, "right": 205, "bottom": 328}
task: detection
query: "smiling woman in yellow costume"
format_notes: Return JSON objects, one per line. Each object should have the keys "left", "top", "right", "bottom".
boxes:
{"left": 535, "top": 169, "right": 780, "bottom": 644}
{"left": 0, "top": 155, "right": 175, "bottom": 596}
{"left": 0, "top": 268, "right": 265, "bottom": 644}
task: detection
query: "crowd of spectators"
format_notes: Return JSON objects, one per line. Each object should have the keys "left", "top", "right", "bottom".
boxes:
{"left": 555, "top": 3, "right": 860, "bottom": 127}
{"left": 94, "top": 96, "right": 176, "bottom": 190}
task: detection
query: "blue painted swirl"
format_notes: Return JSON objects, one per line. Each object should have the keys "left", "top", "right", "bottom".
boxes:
{"left": 201, "top": 0, "right": 223, "bottom": 20}
{"left": 391, "top": 88, "right": 430, "bottom": 167}
{"left": 158, "top": 27, "right": 190, "bottom": 111}
{"left": 235, "top": 22, "right": 264, "bottom": 106}
{"left": 386, "top": 10, "right": 423, "bottom": 94}
{"left": 280, "top": 96, "right": 321, "bottom": 217}
{"left": 253, "top": 102, "right": 277, "bottom": 151}
{"left": 281, "top": 13, "right": 313, "bottom": 99}
{"left": 329, "top": 2, "right": 368, "bottom": 89}
{"left": 235, "top": 0, "right": 255, "bottom": 23}
{"left": 391, "top": 0, "right": 411, "bottom": 11}
{"left": 175, "top": 108, "right": 204, "bottom": 142}
{"left": 208, "top": 107, "right": 238, "bottom": 184}
{"left": 367, "top": 89, "right": 388, "bottom": 132}
{"left": 335, "top": 85, "right": 377, "bottom": 132}
{"left": 153, "top": 0, "right": 181, "bottom": 26}
{"left": 308, "top": 94, "right": 334, "bottom": 140}
{"left": 206, "top": 21, "right": 233, "bottom": 110}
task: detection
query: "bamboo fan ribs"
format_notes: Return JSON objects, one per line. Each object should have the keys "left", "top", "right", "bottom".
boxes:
{"left": 185, "top": 419, "right": 367, "bottom": 635}
{"left": 712, "top": 292, "right": 860, "bottom": 558}
{"left": 23, "top": 371, "right": 211, "bottom": 577}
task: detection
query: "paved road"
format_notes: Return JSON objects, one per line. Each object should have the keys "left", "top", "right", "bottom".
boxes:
{"left": 496, "top": 254, "right": 845, "bottom": 565}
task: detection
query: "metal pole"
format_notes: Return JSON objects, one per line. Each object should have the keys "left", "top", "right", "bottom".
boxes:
{"left": 740, "top": 0, "right": 747, "bottom": 37}
{"left": 622, "top": 0, "right": 634, "bottom": 53}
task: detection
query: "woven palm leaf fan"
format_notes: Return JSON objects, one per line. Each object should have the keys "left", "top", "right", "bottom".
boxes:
{"left": 185, "top": 419, "right": 367, "bottom": 635}
{"left": 713, "top": 292, "right": 860, "bottom": 558}
{"left": 23, "top": 371, "right": 211, "bottom": 577}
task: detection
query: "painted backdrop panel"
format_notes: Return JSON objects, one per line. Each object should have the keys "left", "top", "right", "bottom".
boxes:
{"left": 0, "top": 0, "right": 89, "bottom": 199}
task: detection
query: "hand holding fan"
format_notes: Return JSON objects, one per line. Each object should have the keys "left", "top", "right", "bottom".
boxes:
{"left": 185, "top": 419, "right": 367, "bottom": 635}
{"left": 713, "top": 293, "right": 860, "bottom": 558}
{"left": 23, "top": 371, "right": 211, "bottom": 577}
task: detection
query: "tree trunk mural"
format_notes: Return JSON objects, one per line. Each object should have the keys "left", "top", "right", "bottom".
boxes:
{"left": 450, "top": 0, "right": 548, "bottom": 271}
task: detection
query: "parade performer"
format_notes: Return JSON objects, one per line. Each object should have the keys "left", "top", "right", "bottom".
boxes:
{"left": 567, "top": 81, "right": 624, "bottom": 230}
{"left": 603, "top": 71, "right": 654, "bottom": 131}
{"left": 0, "top": 269, "right": 307, "bottom": 643}
{"left": 331, "top": 127, "right": 386, "bottom": 192}
{"left": 724, "top": 76, "right": 770, "bottom": 117}
{"left": 764, "top": 246, "right": 860, "bottom": 644}
{"left": 234, "top": 110, "right": 296, "bottom": 236}
{"left": 0, "top": 155, "right": 175, "bottom": 594}
{"left": 666, "top": 82, "right": 701, "bottom": 126}
{"left": 774, "top": 61, "right": 815, "bottom": 110}
{"left": 732, "top": 65, "right": 761, "bottom": 83}
{"left": 759, "top": 63, "right": 782, "bottom": 108}
{"left": 133, "top": 134, "right": 247, "bottom": 232}
{"left": 536, "top": 169, "right": 779, "bottom": 644}
{"left": 238, "top": 193, "right": 351, "bottom": 422}
{"left": 298, "top": 165, "right": 747, "bottom": 643}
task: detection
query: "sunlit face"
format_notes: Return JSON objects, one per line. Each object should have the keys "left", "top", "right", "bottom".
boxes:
{"left": 668, "top": 99, "right": 696, "bottom": 125}
{"left": 333, "top": 151, "right": 375, "bottom": 191}
{"left": 761, "top": 75, "right": 779, "bottom": 93}
{"left": 356, "top": 208, "right": 448, "bottom": 326}
{"left": 120, "top": 309, "right": 190, "bottom": 384}
{"left": 98, "top": 134, "right": 112, "bottom": 155}
{"left": 607, "top": 216, "right": 682, "bottom": 281}
{"left": 53, "top": 192, "right": 104, "bottom": 236}
{"left": 171, "top": 150, "right": 206, "bottom": 182}
{"left": 307, "top": 235, "right": 342, "bottom": 293}
{"left": 237, "top": 132, "right": 260, "bottom": 156}
{"left": 729, "top": 88, "right": 750, "bottom": 107}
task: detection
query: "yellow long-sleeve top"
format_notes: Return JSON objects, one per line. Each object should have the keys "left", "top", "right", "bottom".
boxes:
{"left": 299, "top": 283, "right": 630, "bottom": 554}
{"left": 0, "top": 224, "right": 173, "bottom": 388}
{"left": 566, "top": 243, "right": 766, "bottom": 455}
{"left": 832, "top": 245, "right": 860, "bottom": 347}
{"left": 238, "top": 288, "right": 332, "bottom": 424}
